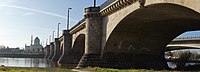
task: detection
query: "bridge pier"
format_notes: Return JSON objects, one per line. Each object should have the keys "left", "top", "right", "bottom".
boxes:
{"left": 44, "top": 45, "right": 50, "bottom": 59}
{"left": 58, "top": 30, "right": 73, "bottom": 64}
{"left": 51, "top": 38, "right": 61, "bottom": 61}
{"left": 48, "top": 42, "right": 55, "bottom": 59}
{"left": 77, "top": 7, "right": 103, "bottom": 68}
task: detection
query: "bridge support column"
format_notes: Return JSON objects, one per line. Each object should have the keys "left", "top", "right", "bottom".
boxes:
{"left": 52, "top": 38, "right": 61, "bottom": 61}
{"left": 58, "top": 30, "right": 72, "bottom": 63}
{"left": 48, "top": 42, "right": 55, "bottom": 59}
{"left": 44, "top": 45, "right": 50, "bottom": 59}
{"left": 77, "top": 7, "right": 102, "bottom": 68}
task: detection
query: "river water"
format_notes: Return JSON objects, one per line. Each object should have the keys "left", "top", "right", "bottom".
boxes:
{"left": 0, "top": 57, "right": 49, "bottom": 67}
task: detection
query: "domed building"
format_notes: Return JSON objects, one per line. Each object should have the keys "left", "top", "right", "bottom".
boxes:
{"left": 25, "top": 37, "right": 44, "bottom": 53}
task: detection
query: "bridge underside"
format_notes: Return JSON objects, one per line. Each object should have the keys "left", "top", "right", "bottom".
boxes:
{"left": 103, "top": 3, "right": 200, "bottom": 69}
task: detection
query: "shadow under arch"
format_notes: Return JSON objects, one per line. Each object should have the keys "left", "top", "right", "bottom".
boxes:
{"left": 71, "top": 34, "right": 85, "bottom": 64}
{"left": 102, "top": 3, "right": 200, "bottom": 69}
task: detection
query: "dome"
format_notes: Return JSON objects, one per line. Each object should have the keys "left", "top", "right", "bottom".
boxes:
{"left": 34, "top": 37, "right": 40, "bottom": 45}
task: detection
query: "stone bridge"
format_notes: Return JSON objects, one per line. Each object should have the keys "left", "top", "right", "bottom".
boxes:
{"left": 44, "top": 0, "right": 200, "bottom": 69}
{"left": 166, "top": 37, "right": 200, "bottom": 51}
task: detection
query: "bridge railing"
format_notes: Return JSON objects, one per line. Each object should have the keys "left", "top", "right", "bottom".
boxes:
{"left": 175, "top": 37, "right": 200, "bottom": 40}
{"left": 69, "top": 18, "right": 86, "bottom": 31}
{"left": 70, "top": 0, "right": 134, "bottom": 30}
{"left": 100, "top": 0, "right": 115, "bottom": 10}
{"left": 69, "top": 0, "right": 114, "bottom": 31}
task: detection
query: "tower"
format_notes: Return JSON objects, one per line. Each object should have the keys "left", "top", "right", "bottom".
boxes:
{"left": 31, "top": 35, "right": 33, "bottom": 46}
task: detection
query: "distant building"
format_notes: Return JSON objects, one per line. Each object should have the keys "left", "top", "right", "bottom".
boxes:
{"left": 0, "top": 47, "right": 21, "bottom": 54}
{"left": 25, "top": 37, "right": 43, "bottom": 53}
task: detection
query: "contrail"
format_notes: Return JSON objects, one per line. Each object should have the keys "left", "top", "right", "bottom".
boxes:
{"left": 0, "top": 4, "right": 78, "bottom": 22}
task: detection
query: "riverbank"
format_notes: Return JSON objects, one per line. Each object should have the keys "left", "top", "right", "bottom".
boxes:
{"left": 0, "top": 66, "right": 181, "bottom": 72}
{"left": 0, "top": 65, "right": 75, "bottom": 72}
{"left": 79, "top": 67, "right": 155, "bottom": 72}
{"left": 81, "top": 66, "right": 200, "bottom": 72}
{"left": 1, "top": 66, "right": 200, "bottom": 72}
{"left": 0, "top": 65, "right": 157, "bottom": 72}
{"left": 0, "top": 66, "right": 156, "bottom": 72}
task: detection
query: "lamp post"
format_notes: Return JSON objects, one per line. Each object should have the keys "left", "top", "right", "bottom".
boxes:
{"left": 94, "top": 0, "right": 96, "bottom": 7}
{"left": 46, "top": 39, "right": 48, "bottom": 45}
{"left": 67, "top": 8, "right": 72, "bottom": 30}
{"left": 49, "top": 35, "right": 51, "bottom": 43}
{"left": 57, "top": 23, "right": 61, "bottom": 38}
{"left": 52, "top": 31, "right": 55, "bottom": 42}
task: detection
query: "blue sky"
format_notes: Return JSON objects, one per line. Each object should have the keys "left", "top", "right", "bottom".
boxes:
{"left": 0, "top": 0, "right": 199, "bottom": 48}
{"left": 0, "top": 0, "right": 106, "bottom": 48}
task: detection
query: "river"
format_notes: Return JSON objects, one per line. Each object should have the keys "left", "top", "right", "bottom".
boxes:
{"left": 0, "top": 57, "right": 49, "bottom": 67}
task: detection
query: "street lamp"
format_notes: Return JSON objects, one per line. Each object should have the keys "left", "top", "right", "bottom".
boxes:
{"left": 57, "top": 23, "right": 61, "bottom": 38}
{"left": 49, "top": 35, "right": 51, "bottom": 43}
{"left": 67, "top": 8, "right": 72, "bottom": 30}
{"left": 46, "top": 39, "right": 48, "bottom": 45}
{"left": 94, "top": 0, "right": 96, "bottom": 7}
{"left": 52, "top": 31, "right": 55, "bottom": 42}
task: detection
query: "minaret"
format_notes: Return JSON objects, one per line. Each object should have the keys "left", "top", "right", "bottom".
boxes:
{"left": 46, "top": 39, "right": 48, "bottom": 45}
{"left": 31, "top": 35, "right": 33, "bottom": 46}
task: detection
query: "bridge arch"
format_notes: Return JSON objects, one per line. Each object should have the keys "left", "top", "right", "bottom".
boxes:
{"left": 103, "top": 3, "right": 200, "bottom": 69}
{"left": 71, "top": 34, "right": 85, "bottom": 64}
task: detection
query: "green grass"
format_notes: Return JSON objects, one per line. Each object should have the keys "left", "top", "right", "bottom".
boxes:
{"left": 80, "top": 67, "right": 200, "bottom": 72}
{"left": 0, "top": 66, "right": 158, "bottom": 72}
{"left": 0, "top": 66, "right": 75, "bottom": 72}
{"left": 80, "top": 67, "right": 156, "bottom": 72}
{"left": 2, "top": 66, "right": 198, "bottom": 72}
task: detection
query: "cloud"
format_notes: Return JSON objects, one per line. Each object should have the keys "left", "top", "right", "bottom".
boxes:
{"left": 22, "top": 12, "right": 35, "bottom": 16}
{"left": 0, "top": 0, "right": 14, "bottom": 4}
{"left": 0, "top": 4, "right": 78, "bottom": 22}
